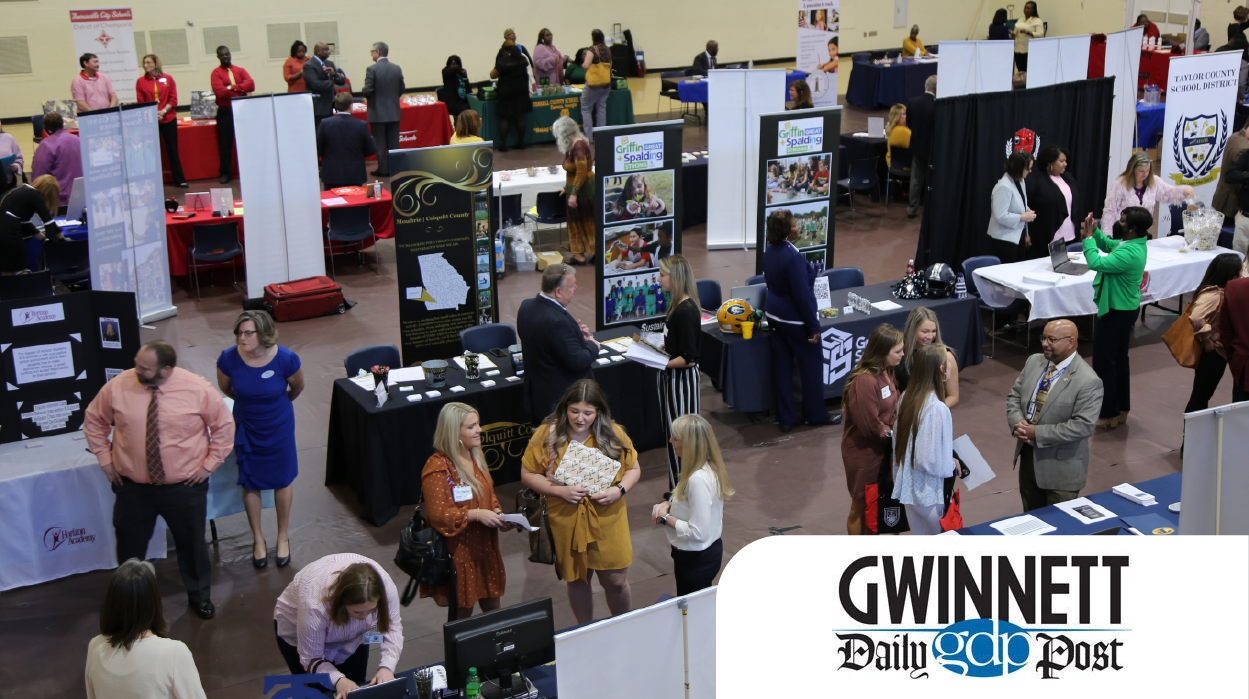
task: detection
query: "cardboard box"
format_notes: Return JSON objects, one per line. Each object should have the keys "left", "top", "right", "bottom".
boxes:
{"left": 535, "top": 251, "right": 564, "bottom": 270}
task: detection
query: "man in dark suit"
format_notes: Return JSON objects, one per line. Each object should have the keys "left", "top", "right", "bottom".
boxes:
{"left": 516, "top": 264, "right": 600, "bottom": 422}
{"left": 1219, "top": 276, "right": 1249, "bottom": 403}
{"left": 691, "top": 40, "right": 718, "bottom": 76}
{"left": 304, "top": 42, "right": 344, "bottom": 132}
{"left": 905, "top": 74, "right": 937, "bottom": 219}
{"left": 364, "top": 41, "right": 405, "bottom": 177}
{"left": 316, "top": 93, "right": 377, "bottom": 189}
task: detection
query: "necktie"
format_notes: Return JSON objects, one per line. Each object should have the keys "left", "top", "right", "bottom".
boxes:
{"left": 146, "top": 387, "right": 165, "bottom": 484}
{"left": 1034, "top": 364, "right": 1057, "bottom": 416}
{"left": 226, "top": 67, "right": 235, "bottom": 87}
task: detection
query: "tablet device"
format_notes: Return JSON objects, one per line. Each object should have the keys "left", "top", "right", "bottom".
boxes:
{"left": 347, "top": 676, "right": 417, "bottom": 698}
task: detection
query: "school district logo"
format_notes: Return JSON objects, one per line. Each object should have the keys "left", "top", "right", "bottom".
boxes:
{"left": 779, "top": 117, "right": 824, "bottom": 155}
{"left": 882, "top": 507, "right": 901, "bottom": 528}
{"left": 95, "top": 30, "right": 115, "bottom": 49}
{"left": 43, "top": 526, "right": 96, "bottom": 551}
{"left": 1170, "top": 111, "right": 1228, "bottom": 186}
{"left": 1005, "top": 128, "right": 1040, "bottom": 159}
{"left": 821, "top": 326, "right": 865, "bottom": 385}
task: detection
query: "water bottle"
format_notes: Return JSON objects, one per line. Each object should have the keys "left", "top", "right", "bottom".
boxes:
{"left": 494, "top": 236, "right": 505, "bottom": 279}
{"left": 466, "top": 668, "right": 481, "bottom": 698}
{"left": 955, "top": 273, "right": 967, "bottom": 299}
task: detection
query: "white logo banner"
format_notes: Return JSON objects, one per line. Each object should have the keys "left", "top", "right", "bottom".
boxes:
{"left": 1160, "top": 52, "right": 1243, "bottom": 205}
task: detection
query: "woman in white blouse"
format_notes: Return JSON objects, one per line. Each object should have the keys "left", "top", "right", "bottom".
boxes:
{"left": 85, "top": 560, "right": 208, "bottom": 699}
{"left": 274, "top": 554, "right": 403, "bottom": 699}
{"left": 892, "top": 344, "right": 962, "bottom": 535}
{"left": 651, "top": 414, "right": 735, "bottom": 596}
{"left": 987, "top": 150, "right": 1037, "bottom": 264}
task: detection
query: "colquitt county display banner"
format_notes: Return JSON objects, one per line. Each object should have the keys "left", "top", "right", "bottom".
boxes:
{"left": 391, "top": 144, "right": 495, "bottom": 366}
{"left": 1160, "top": 52, "right": 1242, "bottom": 206}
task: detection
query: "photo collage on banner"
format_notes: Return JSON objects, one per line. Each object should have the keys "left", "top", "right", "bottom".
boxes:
{"left": 595, "top": 121, "right": 684, "bottom": 330}
{"left": 755, "top": 108, "right": 841, "bottom": 274}
{"left": 797, "top": 0, "right": 840, "bottom": 107}
{"left": 391, "top": 144, "right": 495, "bottom": 366}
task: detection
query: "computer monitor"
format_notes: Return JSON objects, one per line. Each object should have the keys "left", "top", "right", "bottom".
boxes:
{"left": 443, "top": 597, "right": 555, "bottom": 699}
{"left": 65, "top": 177, "right": 86, "bottom": 222}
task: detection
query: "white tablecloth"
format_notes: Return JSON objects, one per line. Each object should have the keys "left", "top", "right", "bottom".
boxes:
{"left": 494, "top": 168, "right": 566, "bottom": 221}
{"left": 971, "top": 237, "right": 1242, "bottom": 321}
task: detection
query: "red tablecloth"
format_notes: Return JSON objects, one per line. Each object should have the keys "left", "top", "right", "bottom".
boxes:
{"left": 163, "top": 190, "right": 393, "bottom": 276}
{"left": 1137, "top": 48, "right": 1206, "bottom": 91}
{"left": 161, "top": 102, "right": 452, "bottom": 182}
{"left": 1087, "top": 37, "right": 1106, "bottom": 79}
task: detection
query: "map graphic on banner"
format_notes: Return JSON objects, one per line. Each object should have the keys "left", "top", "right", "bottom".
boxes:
{"left": 69, "top": 8, "right": 139, "bottom": 104}
{"left": 417, "top": 253, "right": 470, "bottom": 310}
{"left": 1160, "top": 51, "right": 1242, "bottom": 208}
{"left": 797, "top": 0, "right": 840, "bottom": 107}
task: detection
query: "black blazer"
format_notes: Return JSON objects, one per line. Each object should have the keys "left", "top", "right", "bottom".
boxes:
{"left": 905, "top": 91, "right": 937, "bottom": 159}
{"left": 304, "top": 56, "right": 345, "bottom": 117}
{"left": 691, "top": 52, "right": 716, "bottom": 76}
{"left": 316, "top": 113, "right": 377, "bottom": 187}
{"left": 516, "top": 294, "right": 596, "bottom": 421}
{"left": 1024, "top": 168, "right": 1080, "bottom": 257}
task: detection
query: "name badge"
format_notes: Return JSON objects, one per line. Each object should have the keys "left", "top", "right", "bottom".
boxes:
{"left": 453, "top": 485, "right": 473, "bottom": 502}
{"left": 1025, "top": 400, "right": 1037, "bottom": 423}
{"left": 881, "top": 385, "right": 891, "bottom": 399}
{"left": 363, "top": 631, "right": 383, "bottom": 645}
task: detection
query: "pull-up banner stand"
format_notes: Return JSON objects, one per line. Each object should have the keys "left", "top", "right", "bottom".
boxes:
{"left": 1103, "top": 26, "right": 1145, "bottom": 199}
{"left": 755, "top": 107, "right": 840, "bottom": 274}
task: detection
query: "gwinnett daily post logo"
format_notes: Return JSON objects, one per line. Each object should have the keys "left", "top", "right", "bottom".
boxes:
{"left": 779, "top": 117, "right": 824, "bottom": 155}
{"left": 614, "top": 132, "right": 664, "bottom": 172}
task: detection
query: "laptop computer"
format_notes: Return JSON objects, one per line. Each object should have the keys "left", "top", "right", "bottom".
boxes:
{"left": 729, "top": 284, "right": 767, "bottom": 313}
{"left": 1049, "top": 238, "right": 1088, "bottom": 275}
{"left": 64, "top": 177, "right": 86, "bottom": 222}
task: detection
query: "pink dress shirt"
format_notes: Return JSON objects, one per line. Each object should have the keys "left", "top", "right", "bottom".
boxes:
{"left": 84, "top": 367, "right": 235, "bottom": 483}
{"left": 30, "top": 129, "right": 84, "bottom": 206}
{"left": 1051, "top": 174, "right": 1075, "bottom": 242}
{"left": 71, "top": 72, "right": 116, "bottom": 110}
{"left": 1100, "top": 175, "right": 1186, "bottom": 232}
{"left": 274, "top": 554, "right": 403, "bottom": 687}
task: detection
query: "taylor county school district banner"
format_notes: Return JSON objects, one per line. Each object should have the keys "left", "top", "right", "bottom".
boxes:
{"left": 717, "top": 536, "right": 1248, "bottom": 698}
{"left": 69, "top": 8, "right": 139, "bottom": 103}
{"left": 797, "top": 0, "right": 840, "bottom": 107}
{"left": 1160, "top": 51, "right": 1243, "bottom": 207}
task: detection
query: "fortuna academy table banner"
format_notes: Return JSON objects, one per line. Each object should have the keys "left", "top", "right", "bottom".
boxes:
{"left": 1160, "top": 51, "right": 1242, "bottom": 207}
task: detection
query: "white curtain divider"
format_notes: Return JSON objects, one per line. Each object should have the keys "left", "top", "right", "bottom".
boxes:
{"left": 1026, "top": 35, "right": 1092, "bottom": 88}
{"left": 1104, "top": 26, "right": 1145, "bottom": 201}
{"left": 936, "top": 41, "right": 1014, "bottom": 98}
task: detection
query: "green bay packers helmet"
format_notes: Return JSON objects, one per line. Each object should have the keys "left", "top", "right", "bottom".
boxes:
{"left": 717, "top": 298, "right": 755, "bottom": 334}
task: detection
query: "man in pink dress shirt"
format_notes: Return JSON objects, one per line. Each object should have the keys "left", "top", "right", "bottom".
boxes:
{"left": 29, "top": 113, "right": 83, "bottom": 207}
{"left": 84, "top": 340, "right": 235, "bottom": 620}
{"left": 71, "top": 53, "right": 118, "bottom": 112}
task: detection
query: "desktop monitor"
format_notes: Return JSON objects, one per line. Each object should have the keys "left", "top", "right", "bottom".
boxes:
{"left": 443, "top": 597, "right": 555, "bottom": 699}
{"left": 64, "top": 177, "right": 86, "bottom": 221}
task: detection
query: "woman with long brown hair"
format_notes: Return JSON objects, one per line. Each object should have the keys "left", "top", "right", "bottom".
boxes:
{"left": 840, "top": 324, "right": 905, "bottom": 535}
{"left": 892, "top": 344, "right": 961, "bottom": 535}
{"left": 788, "top": 79, "right": 814, "bottom": 110}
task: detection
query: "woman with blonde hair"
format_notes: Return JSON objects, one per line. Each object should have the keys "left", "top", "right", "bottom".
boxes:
{"left": 897, "top": 306, "right": 959, "bottom": 407}
{"left": 651, "top": 414, "right": 734, "bottom": 595}
{"left": 892, "top": 343, "right": 961, "bottom": 535}
{"left": 520, "top": 379, "right": 640, "bottom": 623}
{"left": 1, "top": 174, "right": 62, "bottom": 274}
{"left": 274, "top": 554, "right": 403, "bottom": 699}
{"left": 135, "top": 53, "right": 187, "bottom": 187}
{"left": 419, "top": 402, "right": 511, "bottom": 618}
{"left": 657, "top": 254, "right": 702, "bottom": 488}
{"left": 840, "top": 323, "right": 906, "bottom": 535}
{"left": 1100, "top": 150, "right": 1192, "bottom": 232}
{"left": 554, "top": 116, "right": 595, "bottom": 264}
{"left": 885, "top": 103, "right": 910, "bottom": 168}
{"left": 450, "top": 109, "right": 483, "bottom": 144}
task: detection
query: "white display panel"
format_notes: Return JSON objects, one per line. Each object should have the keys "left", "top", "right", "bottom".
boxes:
{"left": 685, "top": 587, "right": 718, "bottom": 699}
{"left": 1104, "top": 27, "right": 1145, "bottom": 199}
{"left": 936, "top": 41, "right": 1014, "bottom": 98}
{"left": 706, "top": 71, "right": 749, "bottom": 250}
{"left": 1181, "top": 401, "right": 1249, "bottom": 535}
{"left": 555, "top": 597, "right": 685, "bottom": 698}
{"left": 272, "top": 94, "right": 326, "bottom": 283}
{"left": 1026, "top": 35, "right": 1092, "bottom": 88}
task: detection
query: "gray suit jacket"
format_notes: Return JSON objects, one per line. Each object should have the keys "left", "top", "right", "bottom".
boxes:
{"left": 304, "top": 56, "right": 345, "bottom": 116}
{"left": 1005, "top": 353, "right": 1104, "bottom": 491}
{"left": 364, "top": 58, "right": 404, "bottom": 123}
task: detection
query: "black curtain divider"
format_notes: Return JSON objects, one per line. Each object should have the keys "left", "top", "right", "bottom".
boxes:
{"left": 915, "top": 77, "right": 1116, "bottom": 271}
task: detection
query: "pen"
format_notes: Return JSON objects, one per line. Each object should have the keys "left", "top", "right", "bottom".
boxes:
{"left": 1119, "top": 518, "right": 1145, "bottom": 535}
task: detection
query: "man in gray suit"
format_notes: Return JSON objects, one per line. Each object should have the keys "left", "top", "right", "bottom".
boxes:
{"left": 364, "top": 41, "right": 405, "bottom": 177}
{"left": 304, "top": 42, "right": 345, "bottom": 132}
{"left": 1006, "top": 319, "right": 1104, "bottom": 512}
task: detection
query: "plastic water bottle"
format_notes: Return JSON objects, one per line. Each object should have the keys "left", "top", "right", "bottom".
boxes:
{"left": 466, "top": 668, "right": 481, "bottom": 698}
{"left": 955, "top": 273, "right": 967, "bottom": 299}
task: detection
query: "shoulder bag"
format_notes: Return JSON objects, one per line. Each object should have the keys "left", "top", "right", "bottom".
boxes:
{"left": 586, "top": 47, "right": 612, "bottom": 88}
{"left": 1162, "top": 295, "right": 1203, "bottom": 369}
{"left": 395, "top": 467, "right": 456, "bottom": 606}
{"left": 516, "top": 433, "right": 562, "bottom": 570}
{"left": 864, "top": 441, "right": 910, "bottom": 534}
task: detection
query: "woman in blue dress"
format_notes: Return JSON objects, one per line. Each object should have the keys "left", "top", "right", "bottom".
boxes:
{"left": 216, "top": 310, "right": 305, "bottom": 569}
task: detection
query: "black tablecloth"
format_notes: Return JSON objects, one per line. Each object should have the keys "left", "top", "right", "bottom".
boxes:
{"left": 845, "top": 60, "right": 939, "bottom": 110}
{"left": 839, "top": 134, "right": 890, "bottom": 203}
{"left": 325, "top": 328, "right": 665, "bottom": 526}
{"left": 682, "top": 153, "right": 708, "bottom": 229}
{"left": 699, "top": 281, "right": 984, "bottom": 413}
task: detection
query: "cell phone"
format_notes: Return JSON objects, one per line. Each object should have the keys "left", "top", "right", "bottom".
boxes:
{"left": 172, "top": 213, "right": 196, "bottom": 219}
{"left": 487, "top": 347, "right": 509, "bottom": 358}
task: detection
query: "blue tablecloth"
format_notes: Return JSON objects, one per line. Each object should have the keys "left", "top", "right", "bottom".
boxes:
{"left": 677, "top": 70, "right": 807, "bottom": 104}
{"left": 846, "top": 60, "right": 939, "bottom": 110}
{"left": 1136, "top": 102, "right": 1166, "bottom": 148}
{"left": 23, "top": 218, "right": 88, "bottom": 271}
{"left": 960, "top": 473, "right": 1181, "bottom": 535}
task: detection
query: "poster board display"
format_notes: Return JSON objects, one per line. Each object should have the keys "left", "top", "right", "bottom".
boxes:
{"left": 755, "top": 107, "right": 841, "bottom": 274}
{"left": 0, "top": 291, "right": 141, "bottom": 445}
{"left": 391, "top": 143, "right": 496, "bottom": 366}
{"left": 1159, "top": 51, "right": 1243, "bottom": 210}
{"left": 594, "top": 121, "right": 684, "bottom": 330}
{"left": 797, "top": 0, "right": 840, "bottom": 107}
{"left": 68, "top": 8, "right": 139, "bottom": 104}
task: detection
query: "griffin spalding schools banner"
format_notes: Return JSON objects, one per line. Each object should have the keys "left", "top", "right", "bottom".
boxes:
{"left": 1161, "top": 52, "right": 1242, "bottom": 205}
{"left": 391, "top": 144, "right": 495, "bottom": 366}
{"left": 797, "top": 0, "right": 840, "bottom": 107}
{"left": 69, "top": 8, "right": 139, "bottom": 103}
{"left": 717, "top": 537, "right": 1248, "bottom": 698}
{"left": 756, "top": 107, "right": 840, "bottom": 275}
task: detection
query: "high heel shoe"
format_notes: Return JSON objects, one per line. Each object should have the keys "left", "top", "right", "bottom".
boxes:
{"left": 1096, "top": 416, "right": 1118, "bottom": 430}
{"left": 1113, "top": 411, "right": 1129, "bottom": 427}
{"left": 276, "top": 538, "right": 291, "bottom": 568}
{"left": 252, "top": 538, "right": 268, "bottom": 569}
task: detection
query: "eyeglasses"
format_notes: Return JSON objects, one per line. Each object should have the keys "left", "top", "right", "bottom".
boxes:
{"left": 237, "top": 330, "right": 257, "bottom": 338}
{"left": 1041, "top": 335, "right": 1072, "bottom": 344}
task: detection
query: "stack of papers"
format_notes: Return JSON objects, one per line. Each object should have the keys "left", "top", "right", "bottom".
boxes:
{"left": 602, "top": 338, "right": 633, "bottom": 353}
{"left": 1054, "top": 497, "right": 1117, "bottom": 524}
{"left": 349, "top": 374, "right": 376, "bottom": 391}
{"left": 387, "top": 366, "right": 425, "bottom": 385}
{"left": 453, "top": 355, "right": 497, "bottom": 371}
{"left": 871, "top": 300, "right": 902, "bottom": 311}
{"left": 989, "top": 514, "right": 1056, "bottom": 536}
{"left": 1112, "top": 483, "right": 1157, "bottom": 507}
{"left": 624, "top": 340, "right": 670, "bottom": 370}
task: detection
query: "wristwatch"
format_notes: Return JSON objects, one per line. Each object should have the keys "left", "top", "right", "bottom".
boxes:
{"left": 617, "top": 484, "right": 626, "bottom": 497}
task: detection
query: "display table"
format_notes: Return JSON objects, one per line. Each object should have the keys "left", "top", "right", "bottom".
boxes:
{"left": 699, "top": 281, "right": 983, "bottom": 414}
{"left": 971, "top": 237, "right": 1238, "bottom": 321}
{"left": 349, "top": 101, "right": 453, "bottom": 161}
{"left": 1136, "top": 102, "right": 1166, "bottom": 148}
{"left": 325, "top": 328, "right": 666, "bottom": 526}
{"left": 163, "top": 190, "right": 393, "bottom": 276}
{"left": 1137, "top": 48, "right": 1197, "bottom": 90}
{"left": 840, "top": 133, "right": 889, "bottom": 202}
{"left": 845, "top": 59, "right": 939, "bottom": 110}
{"left": 467, "top": 90, "right": 635, "bottom": 146}
{"left": 960, "top": 473, "right": 1180, "bottom": 535}
{"left": 682, "top": 152, "right": 708, "bottom": 229}
{"left": 676, "top": 70, "right": 807, "bottom": 103}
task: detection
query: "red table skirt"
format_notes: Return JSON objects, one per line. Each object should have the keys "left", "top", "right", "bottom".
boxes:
{"left": 161, "top": 102, "right": 452, "bottom": 182}
{"left": 1137, "top": 48, "right": 1206, "bottom": 91}
{"left": 163, "top": 190, "right": 393, "bottom": 276}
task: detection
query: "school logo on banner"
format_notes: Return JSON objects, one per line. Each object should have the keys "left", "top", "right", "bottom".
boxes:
{"left": 1170, "top": 111, "right": 1228, "bottom": 186}
{"left": 821, "top": 326, "right": 865, "bottom": 385}
{"left": 1005, "top": 128, "right": 1040, "bottom": 159}
{"left": 613, "top": 131, "right": 664, "bottom": 172}
{"left": 779, "top": 117, "right": 825, "bottom": 155}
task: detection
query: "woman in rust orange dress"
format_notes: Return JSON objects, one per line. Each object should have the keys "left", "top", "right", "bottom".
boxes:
{"left": 554, "top": 116, "right": 595, "bottom": 265}
{"left": 420, "top": 402, "right": 514, "bottom": 619}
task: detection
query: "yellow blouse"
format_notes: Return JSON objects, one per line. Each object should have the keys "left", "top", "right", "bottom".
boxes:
{"left": 450, "top": 134, "right": 484, "bottom": 145}
{"left": 902, "top": 37, "right": 928, "bottom": 57}
{"left": 887, "top": 125, "right": 911, "bottom": 168}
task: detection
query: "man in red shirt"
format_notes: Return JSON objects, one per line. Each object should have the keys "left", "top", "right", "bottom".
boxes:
{"left": 1219, "top": 276, "right": 1249, "bottom": 404}
{"left": 209, "top": 45, "right": 254, "bottom": 184}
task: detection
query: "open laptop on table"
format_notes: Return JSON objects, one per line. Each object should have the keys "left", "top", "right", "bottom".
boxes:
{"left": 1049, "top": 237, "right": 1088, "bottom": 275}
{"left": 729, "top": 284, "right": 767, "bottom": 313}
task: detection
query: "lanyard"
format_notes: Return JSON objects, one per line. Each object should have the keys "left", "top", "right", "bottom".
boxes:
{"left": 1026, "top": 364, "right": 1066, "bottom": 422}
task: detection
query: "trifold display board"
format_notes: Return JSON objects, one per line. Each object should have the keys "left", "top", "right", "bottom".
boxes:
{"left": 77, "top": 104, "right": 176, "bottom": 324}
{"left": 755, "top": 107, "right": 840, "bottom": 274}
{"left": 232, "top": 93, "right": 325, "bottom": 299}
{"left": 0, "top": 291, "right": 140, "bottom": 444}
{"left": 594, "top": 120, "right": 684, "bottom": 331}
{"left": 391, "top": 143, "right": 496, "bottom": 366}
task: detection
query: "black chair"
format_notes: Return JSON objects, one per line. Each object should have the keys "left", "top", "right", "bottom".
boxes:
{"left": 188, "top": 222, "right": 244, "bottom": 300}
{"left": 0, "top": 270, "right": 54, "bottom": 300}
{"left": 499, "top": 193, "right": 522, "bottom": 226}
{"left": 325, "top": 204, "right": 378, "bottom": 278}
{"left": 343, "top": 344, "right": 401, "bottom": 376}
{"left": 963, "top": 255, "right": 1031, "bottom": 358}
{"left": 460, "top": 323, "right": 517, "bottom": 353}
{"left": 1067, "top": 241, "right": 1084, "bottom": 254}
{"left": 32, "top": 114, "right": 44, "bottom": 145}
{"left": 525, "top": 191, "right": 567, "bottom": 252}
{"left": 885, "top": 50, "right": 902, "bottom": 59}
{"left": 745, "top": 273, "right": 766, "bottom": 286}
{"left": 837, "top": 157, "right": 882, "bottom": 219}
{"left": 695, "top": 278, "right": 721, "bottom": 310}
{"left": 885, "top": 145, "right": 911, "bottom": 206}
{"left": 820, "top": 266, "right": 864, "bottom": 292}
{"left": 43, "top": 238, "right": 91, "bottom": 288}
{"left": 852, "top": 52, "right": 872, "bottom": 63}
{"left": 659, "top": 70, "right": 688, "bottom": 116}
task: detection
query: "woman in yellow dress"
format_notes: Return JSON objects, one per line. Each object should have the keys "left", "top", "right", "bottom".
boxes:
{"left": 520, "top": 379, "right": 640, "bottom": 624}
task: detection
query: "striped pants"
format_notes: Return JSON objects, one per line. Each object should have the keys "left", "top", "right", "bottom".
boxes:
{"left": 659, "top": 365, "right": 701, "bottom": 490}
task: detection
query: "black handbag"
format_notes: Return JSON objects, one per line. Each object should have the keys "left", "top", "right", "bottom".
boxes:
{"left": 873, "top": 441, "right": 911, "bottom": 534}
{"left": 395, "top": 472, "right": 456, "bottom": 606}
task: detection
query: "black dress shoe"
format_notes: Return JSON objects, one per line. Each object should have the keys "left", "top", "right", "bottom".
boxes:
{"left": 808, "top": 413, "right": 844, "bottom": 427}
{"left": 906, "top": 211, "right": 917, "bottom": 219}
{"left": 276, "top": 539, "right": 291, "bottom": 568}
{"left": 253, "top": 538, "right": 267, "bottom": 568}
{"left": 779, "top": 422, "right": 795, "bottom": 433}
{"left": 191, "top": 600, "right": 215, "bottom": 620}
{"left": 220, "top": 175, "right": 232, "bottom": 184}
